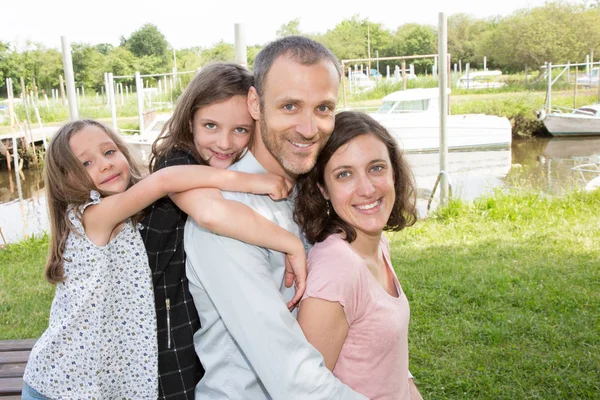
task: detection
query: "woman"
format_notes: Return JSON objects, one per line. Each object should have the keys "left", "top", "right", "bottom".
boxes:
{"left": 294, "top": 110, "right": 422, "bottom": 400}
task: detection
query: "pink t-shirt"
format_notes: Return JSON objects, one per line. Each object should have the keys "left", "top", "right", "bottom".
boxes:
{"left": 303, "top": 234, "right": 411, "bottom": 400}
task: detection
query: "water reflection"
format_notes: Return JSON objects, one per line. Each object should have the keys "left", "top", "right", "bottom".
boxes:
{"left": 509, "top": 137, "right": 600, "bottom": 193}
{"left": 0, "top": 167, "right": 48, "bottom": 244}
{"left": 1, "top": 137, "right": 600, "bottom": 245}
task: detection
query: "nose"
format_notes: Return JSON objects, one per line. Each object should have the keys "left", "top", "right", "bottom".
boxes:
{"left": 216, "top": 132, "right": 232, "bottom": 151}
{"left": 99, "top": 157, "right": 113, "bottom": 172}
{"left": 296, "top": 111, "right": 318, "bottom": 140}
{"left": 356, "top": 174, "right": 376, "bottom": 197}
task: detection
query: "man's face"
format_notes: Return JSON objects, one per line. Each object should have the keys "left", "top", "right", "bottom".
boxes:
{"left": 254, "top": 55, "right": 340, "bottom": 178}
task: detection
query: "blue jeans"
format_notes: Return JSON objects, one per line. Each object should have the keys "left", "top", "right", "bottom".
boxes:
{"left": 21, "top": 382, "right": 52, "bottom": 400}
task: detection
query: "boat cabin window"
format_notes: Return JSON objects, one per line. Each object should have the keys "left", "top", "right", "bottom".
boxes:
{"left": 573, "top": 107, "right": 598, "bottom": 116}
{"left": 378, "top": 99, "right": 430, "bottom": 113}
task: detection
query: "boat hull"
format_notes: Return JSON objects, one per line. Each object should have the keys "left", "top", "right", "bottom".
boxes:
{"left": 542, "top": 114, "right": 600, "bottom": 136}
{"left": 369, "top": 113, "right": 512, "bottom": 153}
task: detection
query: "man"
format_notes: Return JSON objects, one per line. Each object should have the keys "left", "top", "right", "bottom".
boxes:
{"left": 184, "top": 36, "right": 366, "bottom": 399}
{"left": 186, "top": 36, "right": 423, "bottom": 399}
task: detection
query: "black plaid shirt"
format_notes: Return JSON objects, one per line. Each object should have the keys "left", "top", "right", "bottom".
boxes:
{"left": 140, "top": 149, "right": 204, "bottom": 399}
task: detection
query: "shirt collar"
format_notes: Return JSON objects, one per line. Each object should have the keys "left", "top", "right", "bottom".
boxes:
{"left": 231, "top": 150, "right": 267, "bottom": 174}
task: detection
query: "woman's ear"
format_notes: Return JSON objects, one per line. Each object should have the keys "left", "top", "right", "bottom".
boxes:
{"left": 317, "top": 183, "right": 329, "bottom": 200}
{"left": 248, "top": 87, "right": 261, "bottom": 120}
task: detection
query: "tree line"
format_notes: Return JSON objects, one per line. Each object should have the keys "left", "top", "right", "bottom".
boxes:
{"left": 1, "top": 0, "right": 600, "bottom": 97}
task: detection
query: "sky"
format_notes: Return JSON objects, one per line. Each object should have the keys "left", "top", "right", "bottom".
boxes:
{"left": 1, "top": 0, "right": 555, "bottom": 51}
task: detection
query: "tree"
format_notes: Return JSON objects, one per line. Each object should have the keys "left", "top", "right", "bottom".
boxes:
{"left": 448, "top": 14, "right": 493, "bottom": 68}
{"left": 95, "top": 43, "right": 114, "bottom": 55}
{"left": 72, "top": 43, "right": 106, "bottom": 90}
{"left": 199, "top": 41, "right": 235, "bottom": 64}
{"left": 478, "top": 1, "right": 600, "bottom": 71}
{"left": 276, "top": 19, "right": 302, "bottom": 38}
{"left": 317, "top": 16, "right": 369, "bottom": 61}
{"left": 386, "top": 24, "right": 436, "bottom": 74}
{"left": 121, "top": 24, "right": 170, "bottom": 69}
{"left": 104, "top": 47, "right": 137, "bottom": 76}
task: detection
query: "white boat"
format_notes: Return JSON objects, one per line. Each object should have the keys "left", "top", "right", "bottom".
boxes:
{"left": 536, "top": 104, "right": 600, "bottom": 137}
{"left": 123, "top": 113, "right": 171, "bottom": 161}
{"left": 457, "top": 70, "right": 507, "bottom": 90}
{"left": 368, "top": 88, "right": 512, "bottom": 153}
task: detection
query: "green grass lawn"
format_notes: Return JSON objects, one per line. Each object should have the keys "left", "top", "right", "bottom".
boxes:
{"left": 1, "top": 190, "right": 598, "bottom": 398}
{"left": 390, "top": 189, "right": 600, "bottom": 399}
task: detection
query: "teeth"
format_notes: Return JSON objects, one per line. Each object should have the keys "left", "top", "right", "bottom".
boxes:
{"left": 356, "top": 200, "right": 380, "bottom": 210}
{"left": 292, "top": 142, "right": 311, "bottom": 148}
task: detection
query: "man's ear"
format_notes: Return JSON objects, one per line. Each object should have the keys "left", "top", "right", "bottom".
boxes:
{"left": 248, "top": 86, "right": 261, "bottom": 120}
{"left": 317, "top": 183, "right": 330, "bottom": 200}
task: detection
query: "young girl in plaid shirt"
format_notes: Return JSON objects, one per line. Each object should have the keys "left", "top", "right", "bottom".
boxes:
{"left": 140, "top": 63, "right": 308, "bottom": 399}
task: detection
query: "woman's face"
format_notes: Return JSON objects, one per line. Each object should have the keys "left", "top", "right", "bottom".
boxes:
{"left": 319, "top": 133, "right": 396, "bottom": 239}
{"left": 191, "top": 95, "right": 254, "bottom": 169}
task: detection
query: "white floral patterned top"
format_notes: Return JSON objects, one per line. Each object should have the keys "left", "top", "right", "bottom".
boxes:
{"left": 24, "top": 191, "right": 158, "bottom": 399}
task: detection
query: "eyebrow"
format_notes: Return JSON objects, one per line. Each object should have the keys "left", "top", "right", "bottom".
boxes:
{"left": 275, "top": 96, "right": 337, "bottom": 109}
{"left": 75, "top": 141, "right": 115, "bottom": 158}
{"left": 330, "top": 159, "right": 387, "bottom": 173}
{"left": 198, "top": 118, "right": 253, "bottom": 129}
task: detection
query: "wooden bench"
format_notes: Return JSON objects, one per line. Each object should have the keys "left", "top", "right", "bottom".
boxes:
{"left": 0, "top": 339, "right": 36, "bottom": 398}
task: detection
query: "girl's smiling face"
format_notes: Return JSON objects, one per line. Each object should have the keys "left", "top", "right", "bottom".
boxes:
{"left": 69, "top": 125, "right": 131, "bottom": 194}
{"left": 192, "top": 95, "right": 254, "bottom": 169}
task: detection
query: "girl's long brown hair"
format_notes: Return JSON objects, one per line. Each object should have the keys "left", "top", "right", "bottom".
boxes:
{"left": 149, "top": 63, "right": 254, "bottom": 171}
{"left": 44, "top": 120, "right": 144, "bottom": 284}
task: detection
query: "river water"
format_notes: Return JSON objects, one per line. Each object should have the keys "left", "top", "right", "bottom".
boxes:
{"left": 1, "top": 137, "right": 599, "bottom": 245}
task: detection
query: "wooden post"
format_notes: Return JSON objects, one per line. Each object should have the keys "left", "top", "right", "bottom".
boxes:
{"left": 438, "top": 12, "right": 449, "bottom": 206}
{"left": 597, "top": 67, "right": 600, "bottom": 103}
{"left": 341, "top": 63, "right": 347, "bottom": 109}
{"left": 34, "top": 107, "right": 47, "bottom": 150}
{"left": 234, "top": 23, "right": 248, "bottom": 68}
{"left": 6, "top": 78, "right": 15, "bottom": 129}
{"left": 61, "top": 36, "right": 79, "bottom": 120}
{"left": 12, "top": 134, "right": 19, "bottom": 173}
{"left": 108, "top": 73, "right": 117, "bottom": 132}
{"left": 574, "top": 65, "right": 578, "bottom": 109}
{"left": 447, "top": 54, "right": 452, "bottom": 114}
{"left": 402, "top": 60, "right": 407, "bottom": 91}
{"left": 32, "top": 77, "right": 38, "bottom": 105}
{"left": 135, "top": 72, "right": 144, "bottom": 133}
{"left": 59, "top": 75, "right": 66, "bottom": 105}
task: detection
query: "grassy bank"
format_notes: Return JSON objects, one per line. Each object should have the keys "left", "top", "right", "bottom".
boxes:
{"left": 390, "top": 189, "right": 600, "bottom": 399}
{"left": 0, "top": 234, "right": 54, "bottom": 339}
{"left": 1, "top": 190, "right": 599, "bottom": 398}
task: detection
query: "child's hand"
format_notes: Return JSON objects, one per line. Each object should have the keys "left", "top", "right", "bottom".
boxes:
{"left": 251, "top": 173, "right": 293, "bottom": 200}
{"left": 284, "top": 244, "right": 307, "bottom": 311}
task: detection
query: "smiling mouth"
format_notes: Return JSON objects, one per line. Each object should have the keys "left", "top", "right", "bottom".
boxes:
{"left": 101, "top": 174, "right": 120, "bottom": 184}
{"left": 211, "top": 150, "right": 236, "bottom": 160}
{"left": 289, "top": 140, "right": 315, "bottom": 150}
{"left": 355, "top": 199, "right": 382, "bottom": 211}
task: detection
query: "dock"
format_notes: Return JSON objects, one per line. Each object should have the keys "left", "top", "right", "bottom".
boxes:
{"left": 0, "top": 339, "right": 35, "bottom": 398}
